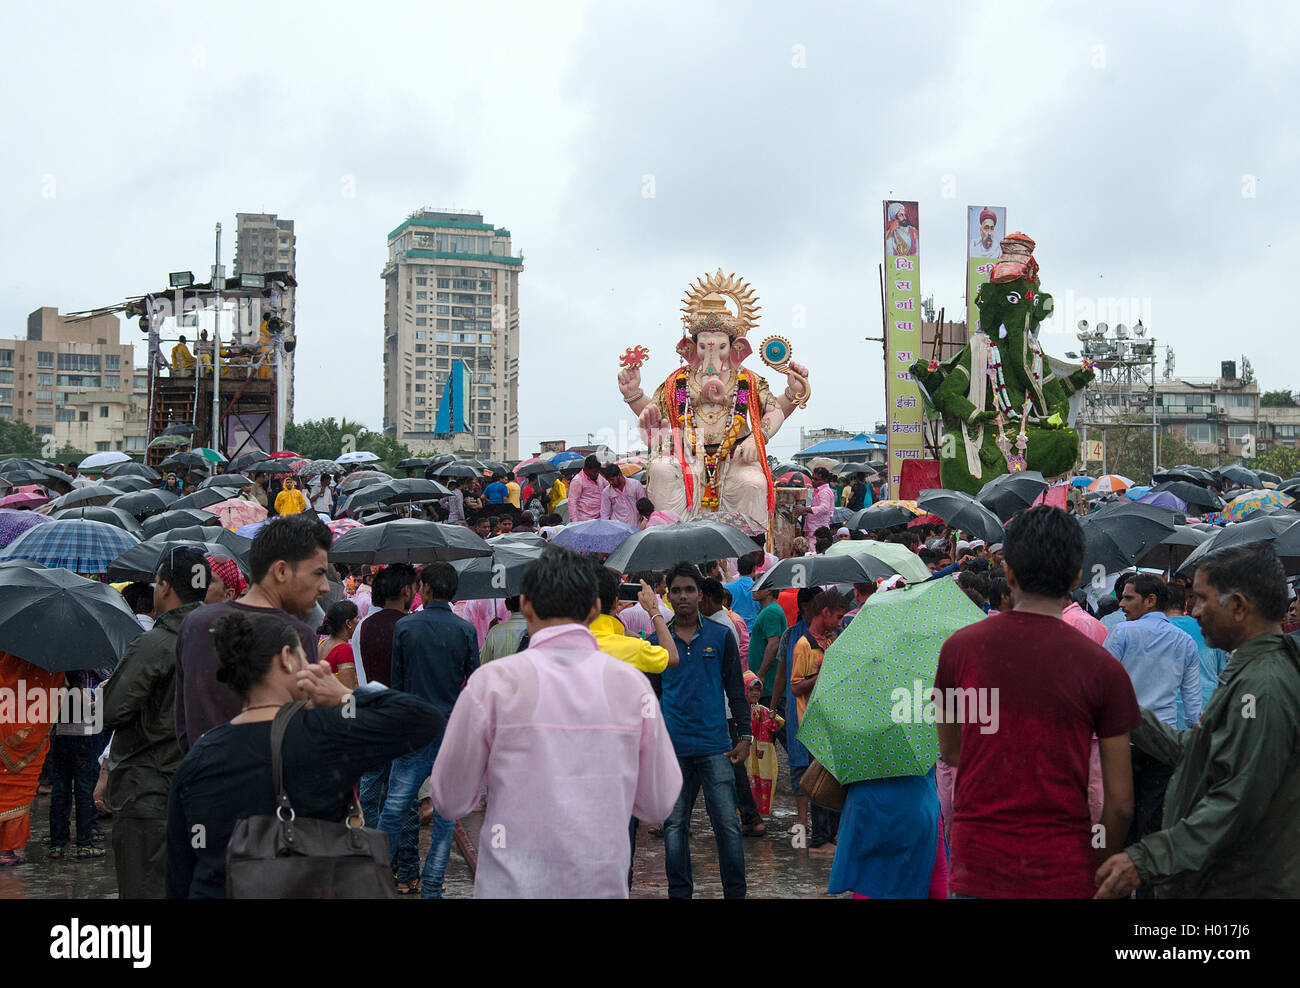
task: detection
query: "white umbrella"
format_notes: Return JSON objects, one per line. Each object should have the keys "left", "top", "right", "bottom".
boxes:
{"left": 79, "top": 451, "right": 131, "bottom": 470}
{"left": 337, "top": 450, "right": 380, "bottom": 464}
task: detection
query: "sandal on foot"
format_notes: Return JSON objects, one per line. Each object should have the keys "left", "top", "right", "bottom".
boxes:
{"left": 395, "top": 878, "right": 421, "bottom": 895}
{"left": 0, "top": 851, "right": 23, "bottom": 866}
{"left": 74, "top": 846, "right": 106, "bottom": 859}
{"left": 47, "top": 845, "right": 66, "bottom": 860}
{"left": 743, "top": 824, "right": 767, "bottom": 838}
{"left": 89, "top": 829, "right": 107, "bottom": 844}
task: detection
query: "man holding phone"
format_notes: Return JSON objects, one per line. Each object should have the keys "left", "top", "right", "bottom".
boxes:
{"left": 589, "top": 569, "right": 679, "bottom": 673}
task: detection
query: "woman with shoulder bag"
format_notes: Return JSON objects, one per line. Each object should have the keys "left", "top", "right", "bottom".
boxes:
{"left": 165, "top": 611, "right": 442, "bottom": 898}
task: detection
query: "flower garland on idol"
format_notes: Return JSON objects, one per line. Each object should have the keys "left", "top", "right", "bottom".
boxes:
{"left": 674, "top": 368, "right": 752, "bottom": 510}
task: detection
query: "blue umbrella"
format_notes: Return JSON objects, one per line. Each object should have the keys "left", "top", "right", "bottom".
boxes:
{"left": 1123, "top": 485, "right": 1153, "bottom": 500}
{"left": 0, "top": 518, "right": 141, "bottom": 575}
{"left": 1071, "top": 476, "right": 1095, "bottom": 488}
{"left": 548, "top": 451, "right": 585, "bottom": 466}
{"left": 236, "top": 520, "right": 269, "bottom": 539}
{"left": 550, "top": 519, "right": 638, "bottom": 554}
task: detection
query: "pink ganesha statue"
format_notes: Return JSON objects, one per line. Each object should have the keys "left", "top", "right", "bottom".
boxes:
{"left": 617, "top": 269, "right": 811, "bottom": 532}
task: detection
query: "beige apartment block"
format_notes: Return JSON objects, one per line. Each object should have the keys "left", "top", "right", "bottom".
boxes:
{"left": 2, "top": 308, "right": 148, "bottom": 454}
{"left": 381, "top": 209, "right": 522, "bottom": 462}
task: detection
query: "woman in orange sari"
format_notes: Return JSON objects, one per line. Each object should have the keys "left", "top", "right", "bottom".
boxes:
{"left": 0, "top": 652, "right": 64, "bottom": 864}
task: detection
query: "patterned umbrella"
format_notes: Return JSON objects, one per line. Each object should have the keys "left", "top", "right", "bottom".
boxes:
{"left": 1087, "top": 474, "right": 1134, "bottom": 493}
{"left": 798, "top": 578, "right": 985, "bottom": 782}
{"left": 0, "top": 518, "right": 141, "bottom": 574}
{"left": 551, "top": 519, "right": 638, "bottom": 554}
{"left": 297, "top": 459, "right": 343, "bottom": 479}
{"left": 204, "top": 498, "right": 268, "bottom": 530}
{"left": 0, "top": 509, "right": 53, "bottom": 547}
{"left": 326, "top": 518, "right": 365, "bottom": 542}
{"left": 709, "top": 510, "right": 767, "bottom": 538}
{"left": 1224, "top": 489, "right": 1294, "bottom": 522}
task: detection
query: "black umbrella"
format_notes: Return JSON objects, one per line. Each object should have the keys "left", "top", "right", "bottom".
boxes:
{"left": 336, "top": 478, "right": 450, "bottom": 516}
{"left": 146, "top": 526, "right": 251, "bottom": 563}
{"left": 1090, "top": 499, "right": 1187, "bottom": 527}
{"left": 226, "top": 449, "right": 269, "bottom": 473}
{"left": 1151, "top": 480, "right": 1223, "bottom": 512}
{"left": 48, "top": 483, "right": 131, "bottom": 511}
{"left": 50, "top": 505, "right": 144, "bottom": 537}
{"left": 488, "top": 532, "right": 549, "bottom": 550}
{"left": 1177, "top": 515, "right": 1300, "bottom": 576}
{"left": 0, "top": 458, "right": 48, "bottom": 473}
{"left": 161, "top": 422, "right": 199, "bottom": 437}
{"left": 102, "top": 461, "right": 161, "bottom": 481}
{"left": 328, "top": 519, "right": 493, "bottom": 564}
{"left": 603, "top": 521, "right": 759, "bottom": 573}
{"left": 917, "top": 489, "right": 1005, "bottom": 543}
{"left": 159, "top": 451, "right": 211, "bottom": 472}
{"left": 102, "top": 476, "right": 154, "bottom": 492}
{"left": 140, "top": 508, "right": 224, "bottom": 539}
{"left": 515, "top": 460, "right": 556, "bottom": 479}
{"left": 107, "top": 538, "right": 246, "bottom": 583}
{"left": 0, "top": 566, "right": 142, "bottom": 672}
{"left": 976, "top": 470, "right": 1049, "bottom": 523}
{"left": 1138, "top": 525, "right": 1212, "bottom": 573}
{"left": 433, "top": 462, "right": 486, "bottom": 479}
{"left": 1257, "top": 470, "right": 1283, "bottom": 486}
{"left": 1215, "top": 465, "right": 1260, "bottom": 488}
{"left": 169, "top": 487, "right": 234, "bottom": 511}
{"left": 1079, "top": 510, "right": 1177, "bottom": 575}
{"left": 752, "top": 553, "right": 897, "bottom": 592}
{"left": 200, "top": 473, "right": 253, "bottom": 489}
{"left": 773, "top": 462, "right": 811, "bottom": 476}
{"left": 109, "top": 488, "right": 178, "bottom": 519}
{"left": 427, "top": 453, "right": 458, "bottom": 466}
{"left": 837, "top": 462, "right": 876, "bottom": 475}
{"left": 846, "top": 502, "right": 917, "bottom": 531}
{"left": 338, "top": 470, "right": 392, "bottom": 493}
{"left": 397, "top": 457, "right": 431, "bottom": 470}
{"left": 451, "top": 544, "right": 547, "bottom": 599}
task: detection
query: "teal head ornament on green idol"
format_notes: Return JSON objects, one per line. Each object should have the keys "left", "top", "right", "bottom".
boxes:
{"left": 910, "top": 232, "right": 1094, "bottom": 495}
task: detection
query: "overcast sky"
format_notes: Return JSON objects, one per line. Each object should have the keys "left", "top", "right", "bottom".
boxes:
{"left": 3, "top": 1, "right": 1296, "bottom": 460}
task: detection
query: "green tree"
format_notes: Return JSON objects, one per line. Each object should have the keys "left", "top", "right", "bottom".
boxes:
{"left": 283, "top": 418, "right": 413, "bottom": 472}
{"left": 53, "top": 442, "right": 89, "bottom": 465}
{"left": 1101, "top": 427, "right": 1217, "bottom": 483}
{"left": 1260, "top": 390, "right": 1296, "bottom": 408}
{"left": 0, "top": 417, "right": 47, "bottom": 457}
{"left": 1249, "top": 445, "right": 1300, "bottom": 480}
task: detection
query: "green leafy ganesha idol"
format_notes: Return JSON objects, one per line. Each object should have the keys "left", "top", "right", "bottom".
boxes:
{"left": 910, "top": 233, "right": 1094, "bottom": 495}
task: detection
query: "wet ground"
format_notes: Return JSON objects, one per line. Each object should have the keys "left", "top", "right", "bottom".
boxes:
{"left": 4, "top": 747, "right": 836, "bottom": 899}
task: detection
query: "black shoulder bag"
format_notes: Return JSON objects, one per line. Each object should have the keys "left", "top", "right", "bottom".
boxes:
{"left": 226, "top": 701, "right": 396, "bottom": 899}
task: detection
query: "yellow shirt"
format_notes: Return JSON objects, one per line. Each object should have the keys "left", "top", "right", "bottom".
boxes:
{"left": 548, "top": 478, "right": 568, "bottom": 513}
{"left": 589, "top": 613, "right": 669, "bottom": 674}
{"left": 505, "top": 481, "right": 521, "bottom": 509}
{"left": 171, "top": 343, "right": 195, "bottom": 371}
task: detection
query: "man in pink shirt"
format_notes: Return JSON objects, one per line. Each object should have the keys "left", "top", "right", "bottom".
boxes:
{"left": 599, "top": 462, "right": 645, "bottom": 526}
{"left": 429, "top": 548, "right": 682, "bottom": 898}
{"left": 566, "top": 455, "right": 609, "bottom": 523}
{"left": 795, "top": 467, "right": 836, "bottom": 537}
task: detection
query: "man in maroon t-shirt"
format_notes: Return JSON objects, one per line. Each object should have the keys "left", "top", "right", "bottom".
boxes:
{"left": 358, "top": 564, "right": 416, "bottom": 687}
{"left": 935, "top": 506, "right": 1140, "bottom": 898}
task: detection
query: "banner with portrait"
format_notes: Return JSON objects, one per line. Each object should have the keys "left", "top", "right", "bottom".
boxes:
{"left": 966, "top": 205, "right": 1006, "bottom": 336}
{"left": 883, "top": 200, "right": 923, "bottom": 494}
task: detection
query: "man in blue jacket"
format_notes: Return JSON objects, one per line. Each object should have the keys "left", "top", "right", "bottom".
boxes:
{"left": 652, "top": 562, "right": 751, "bottom": 899}
{"left": 379, "top": 562, "right": 478, "bottom": 897}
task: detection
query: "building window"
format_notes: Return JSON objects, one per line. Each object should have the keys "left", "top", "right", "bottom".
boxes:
{"left": 436, "top": 293, "right": 450, "bottom": 302}
{"left": 415, "top": 318, "right": 427, "bottom": 326}
{"left": 414, "top": 344, "right": 425, "bottom": 353}
{"left": 105, "top": 375, "right": 119, "bottom": 389}
{"left": 416, "top": 291, "right": 427, "bottom": 300}
{"left": 435, "top": 346, "right": 449, "bottom": 356}
{"left": 415, "top": 385, "right": 425, "bottom": 393}
{"left": 479, "top": 333, "right": 492, "bottom": 344}
{"left": 435, "top": 332, "right": 450, "bottom": 342}
{"left": 478, "top": 280, "right": 492, "bottom": 290}
{"left": 96, "top": 442, "right": 111, "bottom": 452}
{"left": 415, "top": 371, "right": 426, "bottom": 380}
{"left": 57, "top": 353, "right": 101, "bottom": 372}
{"left": 37, "top": 352, "right": 54, "bottom": 368}
{"left": 35, "top": 408, "right": 52, "bottom": 422}
{"left": 100, "top": 405, "right": 110, "bottom": 418}
{"left": 415, "top": 277, "right": 427, "bottom": 286}
{"left": 134, "top": 375, "right": 147, "bottom": 391}
{"left": 0, "top": 351, "right": 12, "bottom": 368}
{"left": 415, "top": 305, "right": 427, "bottom": 313}
{"left": 36, "top": 373, "right": 53, "bottom": 386}
{"left": 415, "top": 331, "right": 427, "bottom": 339}
{"left": 0, "top": 371, "right": 11, "bottom": 385}
{"left": 105, "top": 354, "right": 120, "bottom": 371}
{"left": 35, "top": 390, "right": 53, "bottom": 402}
{"left": 436, "top": 320, "right": 449, "bottom": 330}
{"left": 57, "top": 407, "right": 75, "bottom": 422}
{"left": 0, "top": 406, "right": 12, "bottom": 417}
{"left": 415, "top": 357, "right": 426, "bottom": 366}
{"left": 79, "top": 411, "right": 89, "bottom": 422}
{"left": 57, "top": 375, "right": 101, "bottom": 388}
{"left": 1273, "top": 424, "right": 1300, "bottom": 440}
{"left": 436, "top": 279, "right": 450, "bottom": 289}
{"left": 1185, "top": 423, "right": 1216, "bottom": 443}
{"left": 126, "top": 436, "right": 146, "bottom": 451}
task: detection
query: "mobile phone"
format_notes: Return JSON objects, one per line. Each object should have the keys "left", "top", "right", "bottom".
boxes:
{"left": 618, "top": 582, "right": 643, "bottom": 602}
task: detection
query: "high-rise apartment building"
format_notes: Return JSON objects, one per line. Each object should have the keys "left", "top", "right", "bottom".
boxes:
{"left": 234, "top": 212, "right": 297, "bottom": 417}
{"left": 1, "top": 308, "right": 148, "bottom": 454}
{"left": 381, "top": 209, "right": 522, "bottom": 460}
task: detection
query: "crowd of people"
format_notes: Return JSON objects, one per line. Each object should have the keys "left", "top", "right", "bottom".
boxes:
{"left": 1, "top": 451, "right": 1298, "bottom": 902}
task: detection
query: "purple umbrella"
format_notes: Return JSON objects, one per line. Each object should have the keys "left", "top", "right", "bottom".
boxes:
{"left": 550, "top": 519, "right": 638, "bottom": 554}
{"left": 0, "top": 508, "right": 53, "bottom": 547}
{"left": 1138, "top": 490, "right": 1189, "bottom": 512}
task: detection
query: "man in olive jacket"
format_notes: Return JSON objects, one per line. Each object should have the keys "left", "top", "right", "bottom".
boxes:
{"left": 1096, "top": 542, "right": 1300, "bottom": 898}
{"left": 101, "top": 548, "right": 211, "bottom": 898}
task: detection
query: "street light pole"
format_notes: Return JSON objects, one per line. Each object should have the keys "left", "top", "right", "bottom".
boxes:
{"left": 212, "top": 223, "right": 223, "bottom": 455}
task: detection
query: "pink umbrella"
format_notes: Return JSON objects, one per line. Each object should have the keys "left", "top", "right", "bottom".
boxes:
{"left": 204, "top": 498, "right": 268, "bottom": 530}
{"left": 0, "top": 491, "right": 49, "bottom": 510}
{"left": 327, "top": 518, "right": 365, "bottom": 541}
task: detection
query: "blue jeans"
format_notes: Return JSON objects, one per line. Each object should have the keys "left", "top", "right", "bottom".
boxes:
{"left": 359, "top": 764, "right": 389, "bottom": 829}
{"left": 377, "top": 741, "right": 455, "bottom": 898}
{"left": 664, "top": 753, "right": 746, "bottom": 899}
{"left": 48, "top": 733, "right": 100, "bottom": 847}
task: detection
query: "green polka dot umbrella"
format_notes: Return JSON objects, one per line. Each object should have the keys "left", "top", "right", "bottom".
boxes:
{"left": 797, "top": 577, "right": 985, "bottom": 783}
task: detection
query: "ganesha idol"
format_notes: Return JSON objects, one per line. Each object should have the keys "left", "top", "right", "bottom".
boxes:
{"left": 617, "top": 269, "right": 812, "bottom": 533}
